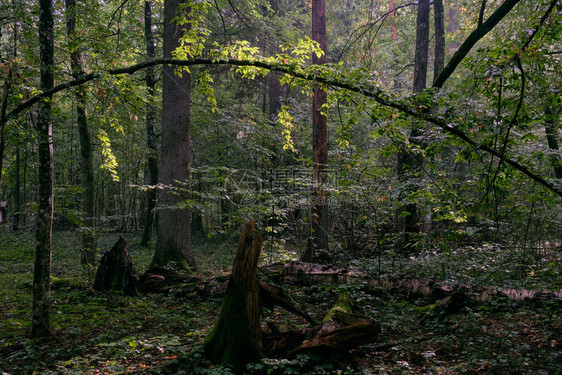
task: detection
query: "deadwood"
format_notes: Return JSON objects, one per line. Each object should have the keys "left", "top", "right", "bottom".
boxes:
{"left": 203, "top": 221, "right": 264, "bottom": 374}
{"left": 92, "top": 237, "right": 138, "bottom": 296}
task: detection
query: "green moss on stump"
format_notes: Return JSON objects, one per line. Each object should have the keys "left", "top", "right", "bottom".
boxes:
{"left": 203, "top": 284, "right": 263, "bottom": 374}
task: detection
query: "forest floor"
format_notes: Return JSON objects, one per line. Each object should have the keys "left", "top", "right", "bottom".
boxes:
{"left": 0, "top": 228, "right": 561, "bottom": 374}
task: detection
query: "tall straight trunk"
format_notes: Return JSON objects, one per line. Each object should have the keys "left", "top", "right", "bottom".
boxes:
{"left": 396, "top": 0, "right": 430, "bottom": 250}
{"left": 153, "top": 0, "right": 194, "bottom": 268}
{"left": 14, "top": 145, "right": 20, "bottom": 231}
{"left": 32, "top": 0, "right": 54, "bottom": 339}
{"left": 433, "top": 0, "right": 445, "bottom": 80}
{"left": 303, "top": 0, "right": 328, "bottom": 262}
{"left": 413, "top": 0, "right": 430, "bottom": 94}
{"left": 140, "top": 0, "right": 158, "bottom": 247}
{"left": 65, "top": 0, "right": 96, "bottom": 265}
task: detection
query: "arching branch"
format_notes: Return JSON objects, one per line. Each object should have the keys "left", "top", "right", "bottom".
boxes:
{"left": 5, "top": 57, "right": 561, "bottom": 198}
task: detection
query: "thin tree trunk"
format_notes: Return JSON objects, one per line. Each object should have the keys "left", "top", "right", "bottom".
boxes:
{"left": 396, "top": 0, "right": 430, "bottom": 250}
{"left": 433, "top": 0, "right": 445, "bottom": 80}
{"left": 32, "top": 0, "right": 54, "bottom": 339}
{"left": 140, "top": 0, "right": 158, "bottom": 247}
{"left": 545, "top": 106, "right": 562, "bottom": 179}
{"left": 153, "top": 0, "right": 194, "bottom": 268}
{"left": 65, "top": 0, "right": 96, "bottom": 265}
{"left": 14, "top": 145, "right": 20, "bottom": 231}
{"left": 304, "top": 0, "right": 328, "bottom": 262}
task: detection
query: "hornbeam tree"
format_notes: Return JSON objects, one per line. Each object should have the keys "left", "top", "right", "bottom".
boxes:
{"left": 151, "top": 0, "right": 195, "bottom": 269}
{"left": 65, "top": 0, "right": 96, "bottom": 265}
{"left": 32, "top": 0, "right": 55, "bottom": 339}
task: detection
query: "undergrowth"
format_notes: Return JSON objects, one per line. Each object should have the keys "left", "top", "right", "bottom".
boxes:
{"left": 0, "top": 227, "right": 560, "bottom": 374}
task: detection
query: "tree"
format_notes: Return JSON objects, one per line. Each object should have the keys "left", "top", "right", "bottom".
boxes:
{"left": 396, "top": 0, "right": 430, "bottom": 250}
{"left": 303, "top": 0, "right": 328, "bottom": 262}
{"left": 140, "top": 0, "right": 158, "bottom": 247}
{"left": 433, "top": 0, "right": 445, "bottom": 80}
{"left": 152, "top": 0, "right": 194, "bottom": 269}
{"left": 65, "top": 0, "right": 96, "bottom": 265}
{"left": 32, "top": 0, "right": 54, "bottom": 339}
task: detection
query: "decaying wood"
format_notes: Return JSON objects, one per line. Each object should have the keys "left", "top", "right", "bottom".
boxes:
{"left": 92, "top": 237, "right": 138, "bottom": 296}
{"left": 259, "top": 281, "right": 317, "bottom": 325}
{"left": 203, "top": 223, "right": 382, "bottom": 373}
{"left": 262, "top": 292, "right": 380, "bottom": 357}
{"left": 264, "top": 261, "right": 366, "bottom": 285}
{"left": 138, "top": 267, "right": 197, "bottom": 293}
{"left": 203, "top": 221, "right": 264, "bottom": 373}
{"left": 263, "top": 261, "right": 562, "bottom": 304}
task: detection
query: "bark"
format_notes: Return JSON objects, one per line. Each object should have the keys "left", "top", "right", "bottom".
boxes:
{"left": 152, "top": 0, "right": 194, "bottom": 268}
{"left": 32, "top": 0, "right": 54, "bottom": 339}
{"left": 203, "top": 221, "right": 264, "bottom": 374}
{"left": 140, "top": 0, "right": 159, "bottom": 247}
{"left": 413, "top": 0, "right": 430, "bottom": 93}
{"left": 65, "top": 0, "right": 96, "bottom": 265}
{"left": 433, "top": 0, "right": 521, "bottom": 88}
{"left": 433, "top": 0, "right": 445, "bottom": 80}
{"left": 93, "top": 237, "right": 138, "bottom": 295}
{"left": 305, "top": 0, "right": 329, "bottom": 262}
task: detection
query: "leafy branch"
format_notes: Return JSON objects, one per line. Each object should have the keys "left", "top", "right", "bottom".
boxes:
{"left": 5, "top": 56, "right": 561, "bottom": 198}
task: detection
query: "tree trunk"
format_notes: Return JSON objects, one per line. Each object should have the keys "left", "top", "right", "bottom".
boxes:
{"left": 304, "top": 0, "right": 328, "bottom": 263}
{"left": 396, "top": 0, "right": 430, "bottom": 251}
{"left": 32, "top": 0, "right": 54, "bottom": 339}
{"left": 153, "top": 0, "right": 194, "bottom": 268}
{"left": 433, "top": 0, "right": 445, "bottom": 80}
{"left": 140, "top": 0, "right": 159, "bottom": 247}
{"left": 203, "top": 221, "right": 264, "bottom": 374}
{"left": 413, "top": 0, "right": 430, "bottom": 94}
{"left": 545, "top": 105, "right": 562, "bottom": 179}
{"left": 14, "top": 144, "right": 20, "bottom": 231}
{"left": 65, "top": 0, "right": 96, "bottom": 265}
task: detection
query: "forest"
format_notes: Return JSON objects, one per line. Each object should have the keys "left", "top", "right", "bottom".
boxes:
{"left": 0, "top": 0, "right": 561, "bottom": 373}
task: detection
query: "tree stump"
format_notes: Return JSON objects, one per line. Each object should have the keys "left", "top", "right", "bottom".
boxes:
{"left": 93, "top": 237, "right": 138, "bottom": 296}
{"left": 203, "top": 221, "right": 263, "bottom": 373}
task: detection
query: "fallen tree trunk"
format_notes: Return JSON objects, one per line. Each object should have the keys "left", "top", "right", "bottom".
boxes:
{"left": 264, "top": 261, "right": 562, "bottom": 304}
{"left": 262, "top": 290, "right": 380, "bottom": 357}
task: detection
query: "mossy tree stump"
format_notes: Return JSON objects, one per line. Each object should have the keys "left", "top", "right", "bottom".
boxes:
{"left": 203, "top": 221, "right": 263, "bottom": 373}
{"left": 93, "top": 237, "right": 138, "bottom": 296}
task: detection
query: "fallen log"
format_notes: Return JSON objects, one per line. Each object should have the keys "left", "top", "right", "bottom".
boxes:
{"left": 263, "top": 261, "right": 562, "bottom": 304}
{"left": 262, "top": 291, "right": 380, "bottom": 357}
{"left": 138, "top": 267, "right": 197, "bottom": 293}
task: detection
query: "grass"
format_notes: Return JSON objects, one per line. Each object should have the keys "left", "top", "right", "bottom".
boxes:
{"left": 0, "top": 226, "right": 561, "bottom": 374}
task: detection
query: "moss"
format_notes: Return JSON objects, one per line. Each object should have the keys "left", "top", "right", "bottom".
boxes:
{"left": 203, "top": 284, "right": 263, "bottom": 374}
{"left": 323, "top": 291, "right": 353, "bottom": 323}
{"left": 49, "top": 276, "right": 83, "bottom": 290}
